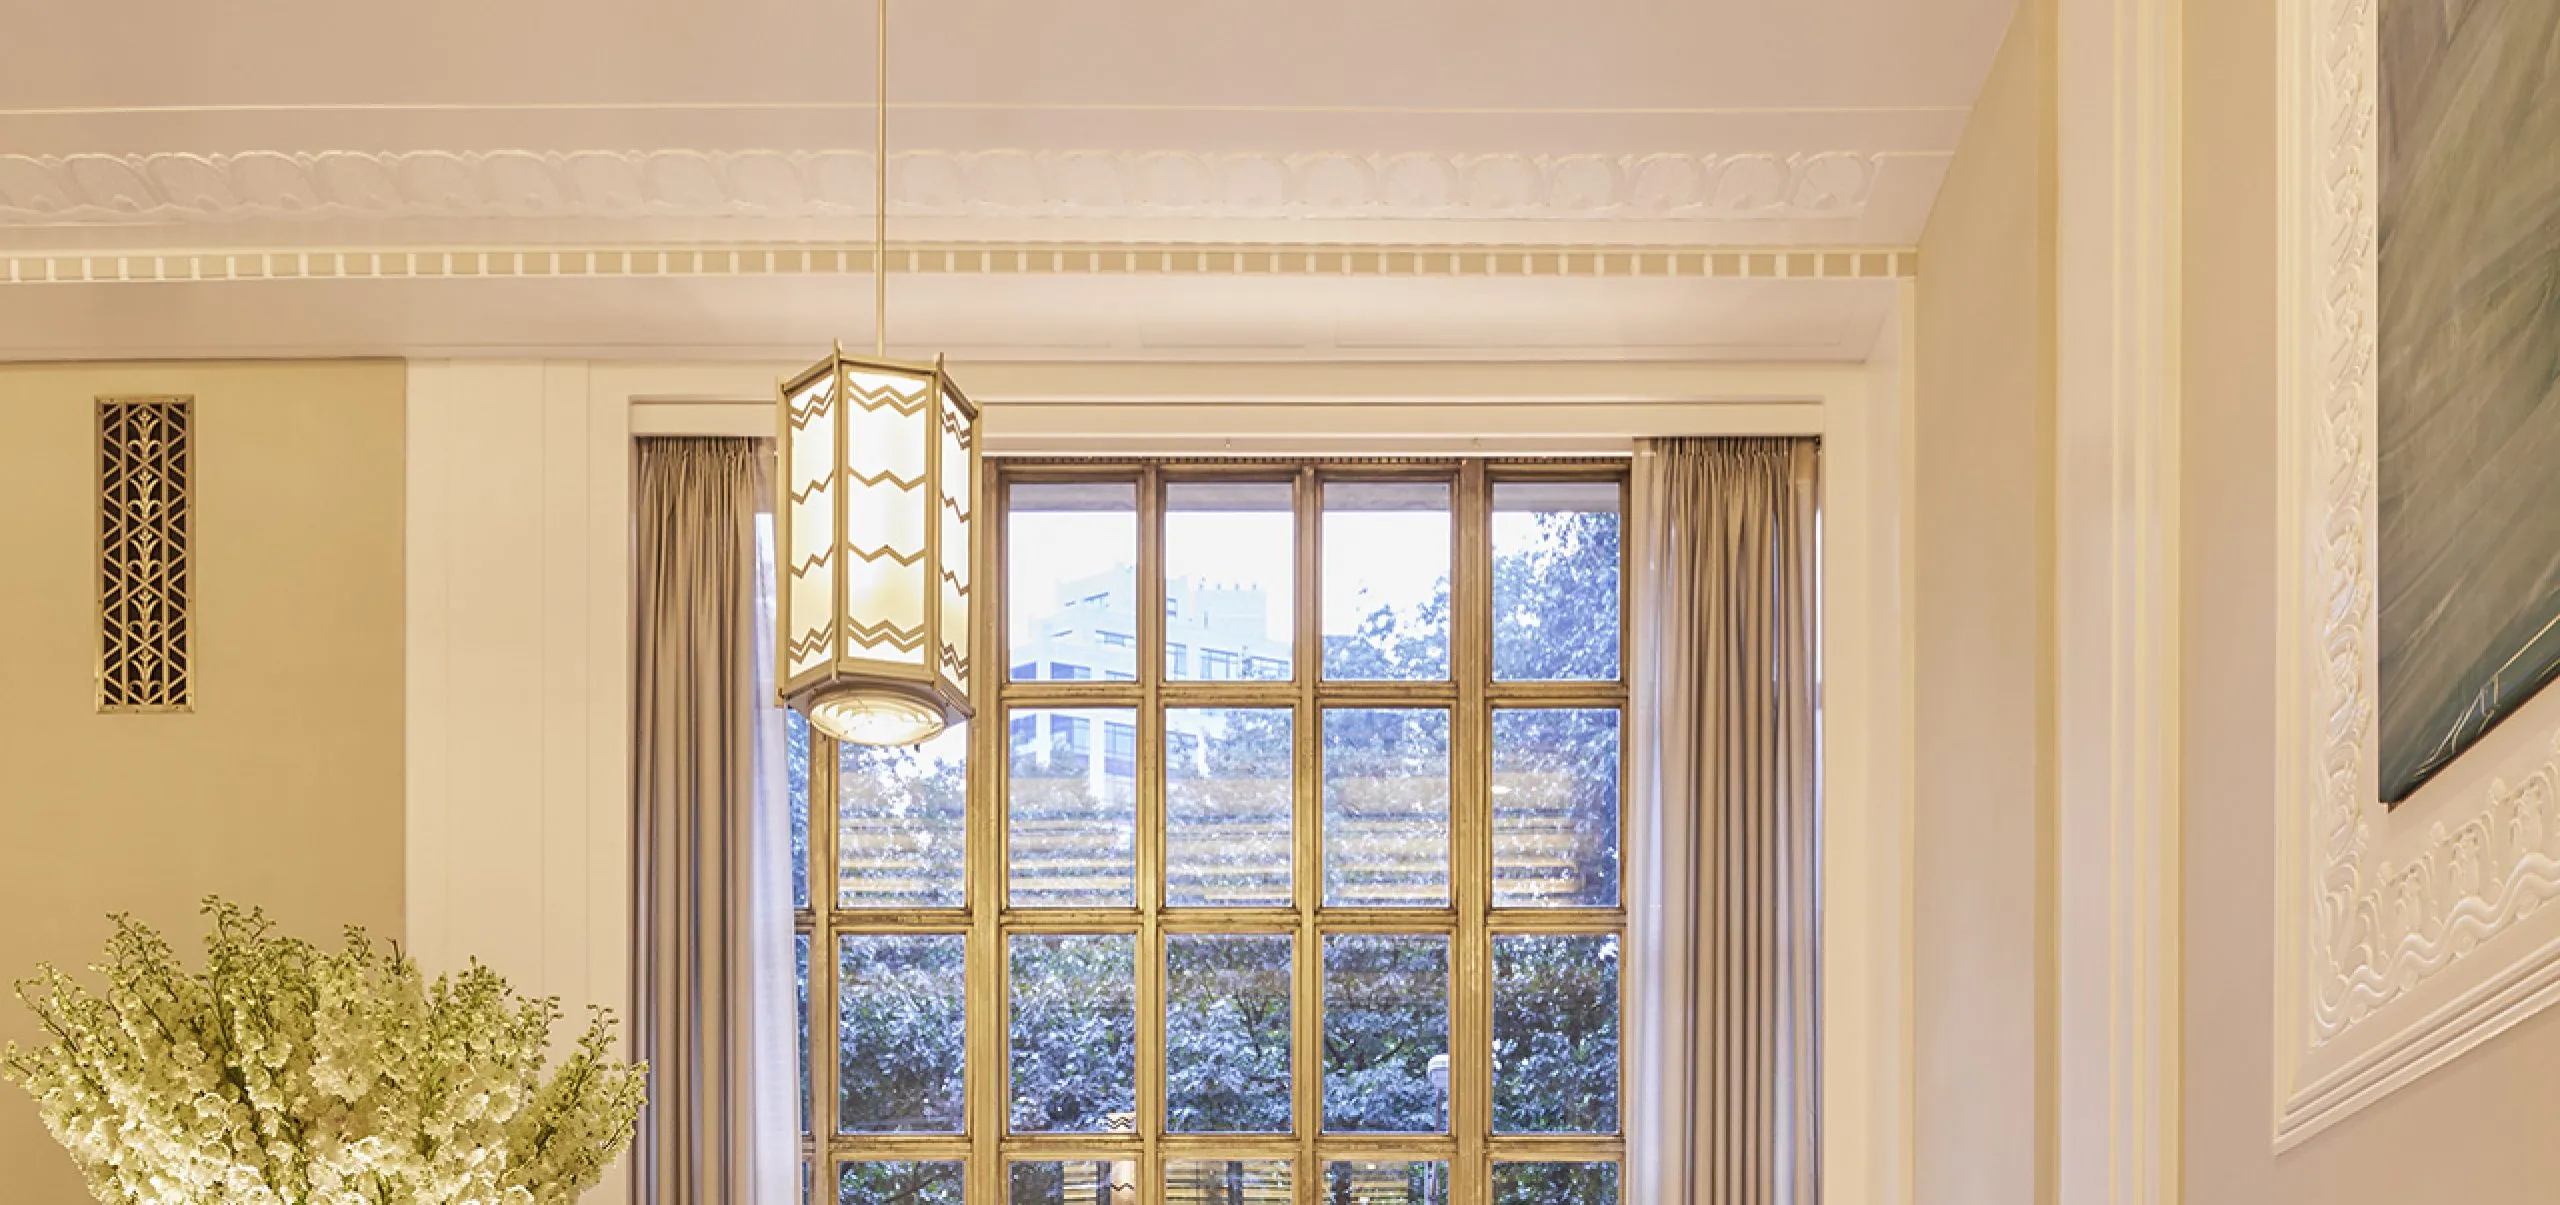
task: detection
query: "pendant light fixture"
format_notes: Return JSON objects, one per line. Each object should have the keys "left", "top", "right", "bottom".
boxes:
{"left": 775, "top": 0, "right": 978, "bottom": 747}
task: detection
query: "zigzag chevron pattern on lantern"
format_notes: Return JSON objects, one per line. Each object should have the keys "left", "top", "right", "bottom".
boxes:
{"left": 782, "top": 616, "right": 929, "bottom": 660}
{"left": 838, "top": 465, "right": 928, "bottom": 492}
{"left": 937, "top": 561, "right": 971, "bottom": 682}
{"left": 844, "top": 617, "right": 926, "bottom": 653}
{"left": 778, "top": 540, "right": 932, "bottom": 574}
{"left": 784, "top": 625, "right": 840, "bottom": 666}
{"left": 843, "top": 543, "right": 927, "bottom": 567}
{"left": 850, "top": 375, "right": 931, "bottom": 417}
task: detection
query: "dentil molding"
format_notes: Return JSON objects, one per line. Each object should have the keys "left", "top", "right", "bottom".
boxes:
{"left": 2275, "top": 0, "right": 2560, "bottom": 1148}
{"left": 0, "top": 241, "right": 1915, "bottom": 286}
{"left": 0, "top": 148, "right": 1886, "bottom": 226}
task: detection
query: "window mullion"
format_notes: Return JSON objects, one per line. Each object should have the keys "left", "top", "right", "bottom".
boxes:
{"left": 1293, "top": 465, "right": 1322, "bottom": 1205}
{"left": 813, "top": 733, "right": 841, "bottom": 1190}
{"left": 1136, "top": 464, "right": 1167, "bottom": 1204}
{"left": 970, "top": 471, "right": 1007, "bottom": 1205}
{"left": 1453, "top": 459, "right": 1494, "bottom": 1203}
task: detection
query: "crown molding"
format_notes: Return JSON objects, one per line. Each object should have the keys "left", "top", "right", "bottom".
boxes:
{"left": 0, "top": 148, "right": 1907, "bottom": 228}
{"left": 2272, "top": 0, "right": 2560, "bottom": 1151}
{"left": 0, "top": 239, "right": 1916, "bottom": 286}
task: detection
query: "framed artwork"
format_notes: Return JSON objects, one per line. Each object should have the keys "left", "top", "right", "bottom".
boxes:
{"left": 2278, "top": 0, "right": 2560, "bottom": 1149}
{"left": 2374, "top": 0, "right": 2560, "bottom": 804}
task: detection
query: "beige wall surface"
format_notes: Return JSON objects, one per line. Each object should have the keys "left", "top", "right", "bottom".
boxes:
{"left": 1911, "top": 1, "right": 2057, "bottom": 1201}
{"left": 0, "top": 361, "right": 406, "bottom": 1202}
{"left": 2180, "top": 0, "right": 2560, "bottom": 1201}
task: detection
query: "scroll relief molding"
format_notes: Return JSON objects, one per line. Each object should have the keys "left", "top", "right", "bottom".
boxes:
{"left": 2279, "top": 0, "right": 2560, "bottom": 1146}
{"left": 0, "top": 148, "right": 1884, "bottom": 226}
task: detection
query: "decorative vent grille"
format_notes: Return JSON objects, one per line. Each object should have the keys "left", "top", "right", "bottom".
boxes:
{"left": 97, "top": 396, "right": 193, "bottom": 712}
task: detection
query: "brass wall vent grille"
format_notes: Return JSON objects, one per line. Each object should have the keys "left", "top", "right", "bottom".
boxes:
{"left": 96, "top": 395, "right": 193, "bottom": 712}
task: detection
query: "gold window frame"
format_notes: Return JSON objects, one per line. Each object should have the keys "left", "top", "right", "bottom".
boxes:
{"left": 797, "top": 458, "right": 1631, "bottom": 1204}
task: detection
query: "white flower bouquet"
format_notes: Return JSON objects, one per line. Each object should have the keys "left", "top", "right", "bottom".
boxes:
{"left": 4, "top": 899, "right": 647, "bottom": 1205}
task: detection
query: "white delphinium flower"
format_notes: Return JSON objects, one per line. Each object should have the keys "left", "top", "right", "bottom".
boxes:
{"left": 4, "top": 899, "right": 647, "bottom": 1205}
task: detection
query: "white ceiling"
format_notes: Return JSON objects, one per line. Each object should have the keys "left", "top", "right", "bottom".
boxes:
{"left": 0, "top": 0, "right": 2013, "bottom": 360}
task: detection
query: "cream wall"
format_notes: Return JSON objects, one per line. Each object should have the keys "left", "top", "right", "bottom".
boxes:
{"left": 0, "top": 361, "right": 407, "bottom": 1203}
{"left": 1911, "top": 2, "right": 2058, "bottom": 1202}
{"left": 2179, "top": 0, "right": 2560, "bottom": 1200}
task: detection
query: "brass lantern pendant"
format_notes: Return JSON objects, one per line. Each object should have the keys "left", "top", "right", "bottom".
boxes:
{"left": 776, "top": 346, "right": 978, "bottom": 746}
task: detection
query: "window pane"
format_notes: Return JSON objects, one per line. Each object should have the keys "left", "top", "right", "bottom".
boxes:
{"left": 1322, "top": 1161, "right": 1449, "bottom": 1205}
{"left": 1492, "top": 1163, "right": 1617, "bottom": 1205}
{"left": 796, "top": 934, "right": 811, "bottom": 1135}
{"left": 1323, "top": 709, "right": 1450, "bottom": 907}
{"left": 1492, "top": 481, "right": 1621, "bottom": 681}
{"left": 1168, "top": 481, "right": 1295, "bottom": 682}
{"left": 1009, "top": 708, "right": 1138, "bottom": 907}
{"left": 838, "top": 721, "right": 968, "bottom": 909}
{"left": 1321, "top": 934, "right": 1449, "bottom": 1133}
{"left": 1009, "top": 1161, "right": 1135, "bottom": 1205}
{"left": 1490, "top": 709, "right": 1622, "bottom": 908}
{"left": 1165, "top": 1160, "right": 1291, "bottom": 1201}
{"left": 839, "top": 1162, "right": 964, "bottom": 1205}
{"left": 838, "top": 935, "right": 966, "bottom": 1133}
{"left": 789, "top": 709, "right": 811, "bottom": 909}
{"left": 1010, "top": 481, "right": 1137, "bottom": 682}
{"left": 1492, "top": 934, "right": 1620, "bottom": 1134}
{"left": 1105, "top": 720, "right": 1138, "bottom": 778}
{"left": 1167, "top": 709, "right": 1293, "bottom": 908}
{"left": 1166, "top": 934, "right": 1292, "bottom": 1132}
{"left": 1010, "top": 934, "right": 1137, "bottom": 1133}
{"left": 1322, "top": 481, "right": 1450, "bottom": 681}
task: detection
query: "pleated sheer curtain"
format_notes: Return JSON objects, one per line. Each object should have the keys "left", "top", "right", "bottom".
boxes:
{"left": 632, "top": 437, "right": 799, "bottom": 1205}
{"left": 1630, "top": 437, "right": 1823, "bottom": 1205}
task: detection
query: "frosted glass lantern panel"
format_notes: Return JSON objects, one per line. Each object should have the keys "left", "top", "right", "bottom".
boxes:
{"left": 783, "top": 374, "right": 841, "bottom": 680}
{"left": 841, "top": 369, "right": 931, "bottom": 665}
{"left": 936, "top": 385, "right": 974, "bottom": 690}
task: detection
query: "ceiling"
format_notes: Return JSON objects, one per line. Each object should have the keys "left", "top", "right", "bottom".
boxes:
{"left": 0, "top": 0, "right": 2015, "bottom": 362}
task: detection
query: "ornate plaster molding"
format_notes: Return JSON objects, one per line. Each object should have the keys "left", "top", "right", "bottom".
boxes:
{"left": 0, "top": 148, "right": 1888, "bottom": 227}
{"left": 2275, "top": 0, "right": 2560, "bottom": 1148}
{"left": 0, "top": 240, "right": 1916, "bottom": 286}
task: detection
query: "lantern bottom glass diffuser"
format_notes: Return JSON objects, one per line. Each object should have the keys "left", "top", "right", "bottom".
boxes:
{"left": 805, "top": 687, "right": 946, "bottom": 747}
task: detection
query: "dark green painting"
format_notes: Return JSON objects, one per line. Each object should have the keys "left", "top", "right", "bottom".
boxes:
{"left": 2377, "top": 0, "right": 2560, "bottom": 803}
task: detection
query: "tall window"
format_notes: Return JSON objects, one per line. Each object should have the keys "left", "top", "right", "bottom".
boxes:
{"left": 796, "top": 462, "right": 1627, "bottom": 1204}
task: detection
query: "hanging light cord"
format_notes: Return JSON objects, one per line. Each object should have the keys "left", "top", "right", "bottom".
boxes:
{"left": 874, "top": 0, "right": 889, "bottom": 357}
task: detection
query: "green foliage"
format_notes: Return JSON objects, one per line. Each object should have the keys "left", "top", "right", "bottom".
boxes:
{"left": 837, "top": 936, "right": 966, "bottom": 1133}
{"left": 1319, "top": 936, "right": 1447, "bottom": 1133}
{"left": 1165, "top": 936, "right": 1290, "bottom": 1132}
{"left": 1006, "top": 935, "right": 1135, "bottom": 1133}
{"left": 1491, "top": 935, "right": 1620, "bottom": 1133}
{"left": 835, "top": 1160, "right": 962, "bottom": 1205}
{"left": 1493, "top": 1161, "right": 1619, "bottom": 1205}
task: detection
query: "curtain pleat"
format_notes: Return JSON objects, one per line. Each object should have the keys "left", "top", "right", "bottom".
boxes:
{"left": 632, "top": 437, "right": 765, "bottom": 1205}
{"left": 1642, "top": 436, "right": 1822, "bottom": 1205}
